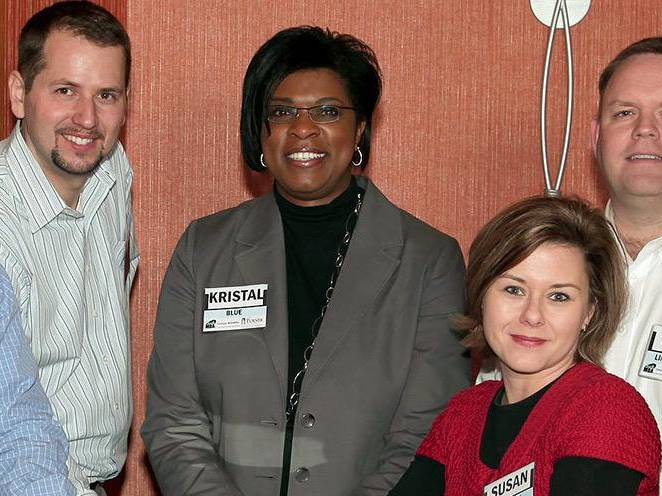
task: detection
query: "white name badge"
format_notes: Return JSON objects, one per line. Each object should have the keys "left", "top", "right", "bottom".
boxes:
{"left": 483, "top": 462, "right": 534, "bottom": 496}
{"left": 203, "top": 306, "right": 267, "bottom": 332}
{"left": 203, "top": 284, "right": 268, "bottom": 332}
{"left": 639, "top": 324, "right": 662, "bottom": 381}
{"left": 205, "top": 284, "right": 268, "bottom": 309}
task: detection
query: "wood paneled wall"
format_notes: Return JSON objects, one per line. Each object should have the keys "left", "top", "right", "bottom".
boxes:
{"left": 2, "top": 1, "right": 661, "bottom": 494}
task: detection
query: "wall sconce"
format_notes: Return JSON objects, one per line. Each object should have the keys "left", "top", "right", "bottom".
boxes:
{"left": 530, "top": 0, "right": 591, "bottom": 196}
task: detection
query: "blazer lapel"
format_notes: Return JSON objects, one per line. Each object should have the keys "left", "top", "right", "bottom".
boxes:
{"left": 300, "top": 179, "right": 403, "bottom": 395}
{"left": 234, "top": 194, "right": 289, "bottom": 405}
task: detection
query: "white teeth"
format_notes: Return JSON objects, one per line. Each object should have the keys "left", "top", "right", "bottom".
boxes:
{"left": 288, "top": 151, "right": 325, "bottom": 161}
{"left": 630, "top": 153, "right": 662, "bottom": 160}
{"left": 64, "top": 135, "right": 94, "bottom": 145}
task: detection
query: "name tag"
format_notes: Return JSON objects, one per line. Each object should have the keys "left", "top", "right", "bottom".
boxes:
{"left": 639, "top": 324, "right": 662, "bottom": 381}
{"left": 203, "top": 284, "right": 268, "bottom": 332}
{"left": 483, "top": 462, "right": 534, "bottom": 496}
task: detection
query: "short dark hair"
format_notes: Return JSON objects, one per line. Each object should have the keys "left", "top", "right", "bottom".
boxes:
{"left": 459, "top": 196, "right": 627, "bottom": 366}
{"left": 19, "top": 0, "right": 131, "bottom": 91}
{"left": 598, "top": 37, "right": 662, "bottom": 108}
{"left": 240, "top": 26, "right": 382, "bottom": 172}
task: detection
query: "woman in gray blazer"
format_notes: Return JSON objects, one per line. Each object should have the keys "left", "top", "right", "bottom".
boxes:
{"left": 142, "top": 26, "right": 469, "bottom": 496}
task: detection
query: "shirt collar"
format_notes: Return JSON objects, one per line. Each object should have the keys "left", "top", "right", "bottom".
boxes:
{"left": 7, "top": 122, "right": 116, "bottom": 232}
{"left": 604, "top": 199, "right": 662, "bottom": 262}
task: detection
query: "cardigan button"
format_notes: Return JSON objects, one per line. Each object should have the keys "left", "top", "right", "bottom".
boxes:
{"left": 301, "top": 413, "right": 315, "bottom": 428}
{"left": 294, "top": 467, "right": 310, "bottom": 482}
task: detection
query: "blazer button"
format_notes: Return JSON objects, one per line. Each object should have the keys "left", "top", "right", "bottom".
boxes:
{"left": 295, "top": 467, "right": 310, "bottom": 483}
{"left": 301, "top": 413, "right": 315, "bottom": 428}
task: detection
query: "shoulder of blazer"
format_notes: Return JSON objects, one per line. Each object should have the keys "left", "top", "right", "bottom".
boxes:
{"left": 399, "top": 206, "right": 461, "bottom": 251}
{"left": 185, "top": 193, "right": 279, "bottom": 248}
{"left": 359, "top": 177, "right": 461, "bottom": 258}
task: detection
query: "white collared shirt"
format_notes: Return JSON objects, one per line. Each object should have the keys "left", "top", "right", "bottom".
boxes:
{"left": 0, "top": 124, "right": 138, "bottom": 495}
{"left": 603, "top": 201, "right": 662, "bottom": 433}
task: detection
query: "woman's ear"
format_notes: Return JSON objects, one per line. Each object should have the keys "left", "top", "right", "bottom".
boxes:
{"left": 354, "top": 120, "right": 366, "bottom": 147}
{"left": 582, "top": 301, "right": 596, "bottom": 331}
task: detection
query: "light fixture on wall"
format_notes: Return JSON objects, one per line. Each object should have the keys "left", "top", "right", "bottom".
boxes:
{"left": 530, "top": 0, "right": 591, "bottom": 196}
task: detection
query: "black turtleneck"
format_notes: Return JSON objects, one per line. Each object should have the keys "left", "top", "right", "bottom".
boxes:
{"left": 274, "top": 178, "right": 363, "bottom": 400}
{"left": 274, "top": 177, "right": 363, "bottom": 496}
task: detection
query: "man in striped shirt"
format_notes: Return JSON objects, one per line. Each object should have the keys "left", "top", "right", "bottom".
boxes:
{"left": 0, "top": 2, "right": 138, "bottom": 494}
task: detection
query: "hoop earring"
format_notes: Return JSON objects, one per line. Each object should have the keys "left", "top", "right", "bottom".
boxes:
{"left": 260, "top": 153, "right": 268, "bottom": 169}
{"left": 351, "top": 147, "right": 363, "bottom": 167}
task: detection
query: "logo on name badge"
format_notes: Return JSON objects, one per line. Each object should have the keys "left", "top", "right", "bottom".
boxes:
{"left": 639, "top": 324, "right": 662, "bottom": 381}
{"left": 483, "top": 462, "right": 534, "bottom": 496}
{"left": 202, "top": 284, "right": 268, "bottom": 332}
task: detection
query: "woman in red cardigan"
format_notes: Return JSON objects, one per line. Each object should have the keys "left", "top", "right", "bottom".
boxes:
{"left": 390, "top": 196, "right": 660, "bottom": 496}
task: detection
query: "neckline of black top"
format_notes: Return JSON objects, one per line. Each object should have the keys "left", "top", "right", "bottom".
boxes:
{"left": 274, "top": 176, "right": 364, "bottom": 222}
{"left": 480, "top": 376, "right": 558, "bottom": 468}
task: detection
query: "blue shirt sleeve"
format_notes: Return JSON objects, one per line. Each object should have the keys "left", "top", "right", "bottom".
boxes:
{"left": 0, "top": 267, "right": 74, "bottom": 495}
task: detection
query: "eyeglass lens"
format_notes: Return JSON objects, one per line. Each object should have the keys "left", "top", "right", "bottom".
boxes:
{"left": 267, "top": 105, "right": 344, "bottom": 123}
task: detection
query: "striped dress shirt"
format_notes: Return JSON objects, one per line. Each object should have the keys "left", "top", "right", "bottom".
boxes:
{"left": 0, "top": 124, "right": 138, "bottom": 495}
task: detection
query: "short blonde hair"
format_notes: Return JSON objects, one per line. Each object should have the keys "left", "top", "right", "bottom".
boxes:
{"left": 459, "top": 196, "right": 626, "bottom": 365}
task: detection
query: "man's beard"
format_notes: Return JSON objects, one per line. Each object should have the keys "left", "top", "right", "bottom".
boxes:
{"left": 51, "top": 147, "right": 104, "bottom": 176}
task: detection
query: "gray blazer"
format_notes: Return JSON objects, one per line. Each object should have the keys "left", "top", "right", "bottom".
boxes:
{"left": 142, "top": 177, "right": 469, "bottom": 496}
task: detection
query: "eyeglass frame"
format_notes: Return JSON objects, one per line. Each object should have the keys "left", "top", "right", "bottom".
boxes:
{"left": 265, "top": 104, "right": 357, "bottom": 124}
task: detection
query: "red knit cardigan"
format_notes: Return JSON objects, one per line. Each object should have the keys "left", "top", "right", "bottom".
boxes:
{"left": 417, "top": 362, "right": 661, "bottom": 496}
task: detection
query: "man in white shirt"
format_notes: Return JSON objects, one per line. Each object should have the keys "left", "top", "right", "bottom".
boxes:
{"left": 590, "top": 37, "right": 662, "bottom": 435}
{"left": 0, "top": 1, "right": 138, "bottom": 494}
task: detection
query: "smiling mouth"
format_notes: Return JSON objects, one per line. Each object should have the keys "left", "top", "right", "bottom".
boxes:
{"left": 511, "top": 334, "right": 547, "bottom": 346}
{"left": 58, "top": 128, "right": 102, "bottom": 147}
{"left": 63, "top": 134, "right": 95, "bottom": 146}
{"left": 628, "top": 153, "right": 662, "bottom": 161}
{"left": 287, "top": 151, "right": 326, "bottom": 161}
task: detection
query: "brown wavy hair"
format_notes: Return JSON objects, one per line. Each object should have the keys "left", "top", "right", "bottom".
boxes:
{"left": 459, "top": 196, "right": 627, "bottom": 366}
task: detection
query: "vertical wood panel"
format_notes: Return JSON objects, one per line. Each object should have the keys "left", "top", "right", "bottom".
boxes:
{"left": 3, "top": 1, "right": 662, "bottom": 494}
{"left": 0, "top": 3, "right": 5, "bottom": 130}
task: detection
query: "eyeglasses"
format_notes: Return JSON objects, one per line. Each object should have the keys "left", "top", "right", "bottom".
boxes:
{"left": 266, "top": 104, "right": 356, "bottom": 124}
